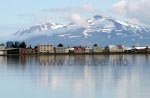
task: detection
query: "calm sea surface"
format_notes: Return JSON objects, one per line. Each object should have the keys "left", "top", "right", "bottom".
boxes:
{"left": 0, "top": 55, "right": 150, "bottom": 98}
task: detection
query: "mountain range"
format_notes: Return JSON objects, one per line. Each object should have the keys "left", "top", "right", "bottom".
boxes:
{"left": 12, "top": 15, "right": 150, "bottom": 46}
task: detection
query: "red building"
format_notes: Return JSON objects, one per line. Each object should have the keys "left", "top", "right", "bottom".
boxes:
{"left": 21, "top": 48, "right": 35, "bottom": 54}
{"left": 74, "top": 47, "right": 85, "bottom": 53}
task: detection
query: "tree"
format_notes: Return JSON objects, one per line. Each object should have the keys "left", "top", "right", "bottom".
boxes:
{"left": 28, "top": 44, "right": 32, "bottom": 49}
{"left": 19, "top": 42, "right": 27, "bottom": 48}
{"left": 1, "top": 43, "right": 4, "bottom": 46}
{"left": 34, "top": 46, "right": 38, "bottom": 49}
{"left": 58, "top": 43, "right": 63, "bottom": 47}
{"left": 93, "top": 44, "right": 98, "bottom": 47}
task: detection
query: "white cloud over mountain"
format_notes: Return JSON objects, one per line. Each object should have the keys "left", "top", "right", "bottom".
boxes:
{"left": 70, "top": 14, "right": 89, "bottom": 28}
{"left": 111, "top": 0, "right": 150, "bottom": 25}
{"left": 42, "top": 4, "right": 95, "bottom": 13}
{"left": 42, "top": 4, "right": 97, "bottom": 27}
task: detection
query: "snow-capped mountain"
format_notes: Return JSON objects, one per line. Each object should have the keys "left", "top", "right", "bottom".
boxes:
{"left": 15, "top": 22, "right": 66, "bottom": 35}
{"left": 12, "top": 15, "right": 150, "bottom": 46}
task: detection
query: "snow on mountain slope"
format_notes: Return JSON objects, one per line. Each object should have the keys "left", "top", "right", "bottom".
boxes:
{"left": 12, "top": 15, "right": 150, "bottom": 46}
{"left": 12, "top": 22, "right": 66, "bottom": 40}
{"left": 15, "top": 22, "right": 65, "bottom": 35}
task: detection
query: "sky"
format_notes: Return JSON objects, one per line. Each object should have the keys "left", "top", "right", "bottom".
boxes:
{"left": 0, "top": 0, "right": 149, "bottom": 37}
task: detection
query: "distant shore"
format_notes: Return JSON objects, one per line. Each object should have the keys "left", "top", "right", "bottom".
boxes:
{"left": 0, "top": 52, "right": 150, "bottom": 56}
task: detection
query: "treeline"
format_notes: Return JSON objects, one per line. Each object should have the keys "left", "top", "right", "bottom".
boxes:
{"left": 8, "top": 42, "right": 31, "bottom": 48}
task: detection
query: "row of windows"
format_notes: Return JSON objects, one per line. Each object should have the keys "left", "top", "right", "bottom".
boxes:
{"left": 39, "top": 46, "right": 53, "bottom": 47}
{"left": 40, "top": 50, "right": 54, "bottom": 51}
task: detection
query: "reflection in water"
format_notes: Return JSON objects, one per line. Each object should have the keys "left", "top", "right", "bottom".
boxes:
{"left": 0, "top": 55, "right": 150, "bottom": 98}
{"left": 34, "top": 55, "right": 131, "bottom": 66}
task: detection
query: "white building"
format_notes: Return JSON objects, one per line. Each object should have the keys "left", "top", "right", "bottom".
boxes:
{"left": 147, "top": 47, "right": 150, "bottom": 53}
{"left": 124, "top": 47, "right": 134, "bottom": 51}
{"left": 107, "top": 45, "right": 124, "bottom": 53}
{"left": 55, "top": 47, "right": 66, "bottom": 53}
{"left": 0, "top": 46, "right": 5, "bottom": 50}
{"left": 134, "top": 46, "right": 146, "bottom": 50}
{"left": 38, "top": 45, "right": 54, "bottom": 53}
{"left": 0, "top": 50, "right": 6, "bottom": 55}
{"left": 65, "top": 48, "right": 69, "bottom": 53}
{"left": 92, "top": 46, "right": 104, "bottom": 53}
{"left": 0, "top": 46, "right": 6, "bottom": 55}
{"left": 69, "top": 48, "right": 74, "bottom": 53}
{"left": 85, "top": 48, "right": 92, "bottom": 53}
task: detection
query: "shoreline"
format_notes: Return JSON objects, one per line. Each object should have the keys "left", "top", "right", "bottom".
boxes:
{"left": 0, "top": 52, "right": 150, "bottom": 56}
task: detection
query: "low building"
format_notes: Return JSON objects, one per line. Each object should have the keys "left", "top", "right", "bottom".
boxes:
{"left": 21, "top": 48, "right": 35, "bottom": 54}
{"left": 134, "top": 46, "right": 146, "bottom": 50}
{"left": 0, "top": 46, "right": 6, "bottom": 50}
{"left": 147, "top": 47, "right": 150, "bottom": 53}
{"left": 6, "top": 48, "right": 20, "bottom": 55}
{"left": 85, "top": 48, "right": 92, "bottom": 53}
{"left": 6, "top": 41, "right": 21, "bottom": 48}
{"left": 0, "top": 46, "right": 20, "bottom": 55}
{"left": 55, "top": 47, "right": 66, "bottom": 53}
{"left": 38, "top": 45, "right": 54, "bottom": 53}
{"left": 6, "top": 41, "right": 14, "bottom": 47}
{"left": 74, "top": 47, "right": 85, "bottom": 53}
{"left": 0, "top": 46, "right": 7, "bottom": 55}
{"left": 125, "top": 46, "right": 148, "bottom": 53}
{"left": 124, "top": 47, "right": 137, "bottom": 53}
{"left": 134, "top": 46, "right": 148, "bottom": 53}
{"left": 14, "top": 41, "right": 20, "bottom": 47}
{"left": 92, "top": 46, "right": 104, "bottom": 53}
{"left": 69, "top": 48, "right": 74, "bottom": 53}
{"left": 65, "top": 48, "right": 69, "bottom": 53}
{"left": 138, "top": 48, "right": 147, "bottom": 53}
{"left": 106, "top": 45, "right": 124, "bottom": 53}
{"left": 0, "top": 50, "right": 7, "bottom": 55}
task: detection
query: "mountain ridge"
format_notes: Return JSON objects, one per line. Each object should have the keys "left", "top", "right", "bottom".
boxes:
{"left": 12, "top": 15, "right": 150, "bottom": 46}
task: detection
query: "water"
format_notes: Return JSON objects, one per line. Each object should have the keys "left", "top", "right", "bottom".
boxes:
{"left": 0, "top": 54, "right": 150, "bottom": 98}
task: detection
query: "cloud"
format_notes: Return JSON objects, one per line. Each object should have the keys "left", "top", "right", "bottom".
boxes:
{"left": 111, "top": 0, "right": 150, "bottom": 25}
{"left": 42, "top": 4, "right": 98, "bottom": 27}
{"left": 42, "top": 4, "right": 95, "bottom": 13}
{"left": 70, "top": 13, "right": 89, "bottom": 28}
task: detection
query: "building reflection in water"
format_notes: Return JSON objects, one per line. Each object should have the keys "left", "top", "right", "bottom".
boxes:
{"left": 36, "top": 55, "right": 55, "bottom": 66}
{"left": 32, "top": 55, "right": 129, "bottom": 66}
{"left": 0, "top": 54, "right": 150, "bottom": 98}
{"left": 3, "top": 54, "right": 135, "bottom": 76}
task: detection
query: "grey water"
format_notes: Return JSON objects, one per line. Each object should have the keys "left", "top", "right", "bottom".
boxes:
{"left": 0, "top": 54, "right": 150, "bottom": 98}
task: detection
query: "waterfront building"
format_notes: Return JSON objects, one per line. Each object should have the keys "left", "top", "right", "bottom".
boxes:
{"left": 147, "top": 47, "right": 150, "bottom": 53}
{"left": 6, "top": 41, "right": 14, "bottom": 47}
{"left": 92, "top": 46, "right": 104, "bottom": 53}
{"left": 124, "top": 47, "right": 136, "bottom": 53}
{"left": 55, "top": 47, "right": 66, "bottom": 53}
{"left": 38, "top": 45, "right": 54, "bottom": 53}
{"left": 14, "top": 41, "right": 20, "bottom": 47}
{"left": 69, "top": 48, "right": 74, "bottom": 53}
{"left": 21, "top": 48, "right": 35, "bottom": 54}
{"left": 133, "top": 46, "right": 148, "bottom": 53}
{"left": 0, "top": 45, "right": 6, "bottom": 55}
{"left": 134, "top": 46, "right": 146, "bottom": 50}
{"left": 74, "top": 47, "right": 85, "bottom": 53}
{"left": 85, "top": 48, "right": 92, "bottom": 53}
{"left": 0, "top": 45, "right": 6, "bottom": 50}
{"left": 6, "top": 41, "right": 20, "bottom": 48}
{"left": 65, "top": 48, "right": 69, "bottom": 53}
{"left": 106, "top": 45, "right": 124, "bottom": 53}
{"left": 0, "top": 50, "right": 7, "bottom": 55}
{"left": 6, "top": 48, "right": 20, "bottom": 55}
{"left": 125, "top": 46, "right": 147, "bottom": 53}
